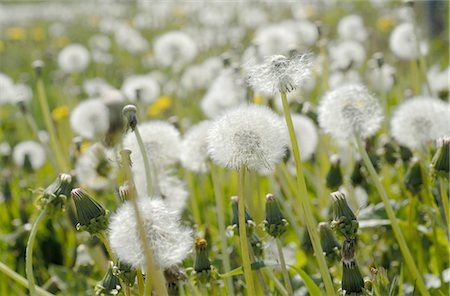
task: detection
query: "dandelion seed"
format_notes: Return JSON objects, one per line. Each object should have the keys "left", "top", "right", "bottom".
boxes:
{"left": 180, "top": 121, "right": 212, "bottom": 173}
{"left": 318, "top": 84, "right": 383, "bottom": 141}
{"left": 75, "top": 143, "right": 116, "bottom": 191}
{"left": 247, "top": 54, "right": 312, "bottom": 94}
{"left": 108, "top": 198, "right": 193, "bottom": 270}
{"left": 70, "top": 99, "right": 110, "bottom": 140}
{"left": 58, "top": 43, "right": 90, "bottom": 73}
{"left": 390, "top": 96, "right": 449, "bottom": 150}
{"left": 13, "top": 140, "right": 46, "bottom": 170}
{"left": 207, "top": 104, "right": 288, "bottom": 174}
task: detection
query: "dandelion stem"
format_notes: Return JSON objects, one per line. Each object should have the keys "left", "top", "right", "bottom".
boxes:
{"left": 25, "top": 207, "right": 48, "bottom": 296}
{"left": 264, "top": 268, "right": 288, "bottom": 296}
{"left": 98, "top": 232, "right": 116, "bottom": 262}
{"left": 238, "top": 165, "right": 256, "bottom": 296}
{"left": 209, "top": 163, "right": 234, "bottom": 296}
{"left": 36, "top": 77, "right": 69, "bottom": 172}
{"left": 439, "top": 176, "right": 450, "bottom": 238}
{"left": 133, "top": 127, "right": 159, "bottom": 196}
{"left": 186, "top": 171, "right": 202, "bottom": 225}
{"left": 280, "top": 91, "right": 335, "bottom": 296}
{"left": 276, "top": 239, "right": 293, "bottom": 296}
{"left": 0, "top": 261, "right": 54, "bottom": 296}
{"left": 355, "top": 136, "right": 430, "bottom": 296}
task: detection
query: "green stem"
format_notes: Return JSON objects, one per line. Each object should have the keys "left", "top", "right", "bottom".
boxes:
{"left": 98, "top": 232, "right": 116, "bottom": 262}
{"left": 134, "top": 127, "right": 158, "bottom": 196}
{"left": 264, "top": 268, "right": 288, "bottom": 296}
{"left": 186, "top": 171, "right": 202, "bottom": 225}
{"left": 439, "top": 176, "right": 450, "bottom": 238}
{"left": 0, "top": 261, "right": 54, "bottom": 296}
{"left": 36, "top": 78, "right": 69, "bottom": 172}
{"left": 280, "top": 91, "right": 335, "bottom": 296}
{"left": 25, "top": 207, "right": 48, "bottom": 296}
{"left": 355, "top": 136, "right": 429, "bottom": 296}
{"left": 276, "top": 239, "right": 293, "bottom": 296}
{"left": 238, "top": 166, "right": 256, "bottom": 296}
{"left": 210, "top": 163, "right": 234, "bottom": 296}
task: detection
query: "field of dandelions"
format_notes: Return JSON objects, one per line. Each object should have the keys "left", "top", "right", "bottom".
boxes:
{"left": 0, "top": 1, "right": 449, "bottom": 295}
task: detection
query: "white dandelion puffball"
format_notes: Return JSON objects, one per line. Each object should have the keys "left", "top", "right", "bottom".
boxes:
{"left": 123, "top": 120, "right": 181, "bottom": 169}
{"left": 337, "top": 15, "right": 368, "bottom": 42}
{"left": 158, "top": 174, "right": 189, "bottom": 214}
{"left": 290, "top": 114, "right": 318, "bottom": 161}
{"left": 0, "top": 73, "right": 13, "bottom": 104}
{"left": 109, "top": 198, "right": 193, "bottom": 270}
{"left": 367, "top": 64, "right": 395, "bottom": 92}
{"left": 207, "top": 104, "right": 288, "bottom": 174}
{"left": 13, "top": 141, "right": 46, "bottom": 170}
{"left": 121, "top": 75, "right": 160, "bottom": 104}
{"left": 181, "top": 121, "right": 212, "bottom": 173}
{"left": 318, "top": 84, "right": 383, "bottom": 141}
{"left": 329, "top": 40, "right": 366, "bottom": 70}
{"left": 5, "top": 83, "right": 33, "bottom": 104}
{"left": 254, "top": 24, "right": 298, "bottom": 57}
{"left": 294, "top": 20, "right": 319, "bottom": 47}
{"left": 83, "top": 78, "right": 113, "bottom": 97}
{"left": 70, "top": 99, "right": 110, "bottom": 140}
{"left": 58, "top": 44, "right": 90, "bottom": 73}
{"left": 427, "top": 65, "right": 449, "bottom": 96}
{"left": 390, "top": 96, "right": 449, "bottom": 150}
{"left": 201, "top": 67, "right": 246, "bottom": 118}
{"left": 75, "top": 143, "right": 116, "bottom": 191}
{"left": 389, "top": 22, "right": 428, "bottom": 60}
{"left": 247, "top": 54, "right": 312, "bottom": 94}
{"left": 153, "top": 31, "right": 198, "bottom": 68}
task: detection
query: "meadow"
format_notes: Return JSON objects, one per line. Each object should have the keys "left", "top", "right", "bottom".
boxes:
{"left": 0, "top": 1, "right": 449, "bottom": 295}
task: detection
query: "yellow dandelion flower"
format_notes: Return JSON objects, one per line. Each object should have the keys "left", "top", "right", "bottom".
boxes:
{"left": 253, "top": 95, "right": 263, "bottom": 105}
{"left": 80, "top": 142, "right": 91, "bottom": 154}
{"left": 55, "top": 36, "right": 70, "bottom": 48}
{"left": 147, "top": 96, "right": 172, "bottom": 117}
{"left": 7, "top": 27, "right": 26, "bottom": 41}
{"left": 31, "top": 28, "right": 46, "bottom": 42}
{"left": 376, "top": 16, "right": 396, "bottom": 32}
{"left": 52, "top": 105, "right": 70, "bottom": 121}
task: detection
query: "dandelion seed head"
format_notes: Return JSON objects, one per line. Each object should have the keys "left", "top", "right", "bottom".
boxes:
{"left": 108, "top": 198, "right": 193, "bottom": 270}
{"left": 247, "top": 54, "right": 312, "bottom": 94}
{"left": 180, "top": 121, "right": 212, "bottom": 173}
{"left": 318, "top": 84, "right": 383, "bottom": 141}
{"left": 337, "top": 15, "right": 368, "bottom": 42}
{"left": 207, "top": 104, "right": 288, "bottom": 174}
{"left": 123, "top": 120, "right": 181, "bottom": 169}
{"left": 254, "top": 24, "right": 298, "bottom": 57}
{"left": 57, "top": 43, "right": 90, "bottom": 73}
{"left": 389, "top": 22, "right": 428, "bottom": 60}
{"left": 75, "top": 143, "right": 116, "bottom": 191}
{"left": 390, "top": 96, "right": 449, "bottom": 150}
{"left": 13, "top": 140, "right": 46, "bottom": 170}
{"left": 83, "top": 78, "right": 113, "bottom": 97}
{"left": 121, "top": 75, "right": 160, "bottom": 104}
{"left": 70, "top": 99, "right": 110, "bottom": 140}
{"left": 329, "top": 40, "right": 366, "bottom": 70}
{"left": 0, "top": 73, "right": 13, "bottom": 104}
{"left": 153, "top": 31, "right": 198, "bottom": 68}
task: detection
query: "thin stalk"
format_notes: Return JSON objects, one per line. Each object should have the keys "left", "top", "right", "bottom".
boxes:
{"left": 36, "top": 78, "right": 69, "bottom": 172}
{"left": 238, "top": 166, "right": 256, "bottom": 296}
{"left": 122, "top": 155, "right": 167, "bottom": 296}
{"left": 25, "top": 207, "right": 48, "bottom": 296}
{"left": 186, "top": 171, "right": 202, "bottom": 225}
{"left": 209, "top": 163, "right": 234, "bottom": 296}
{"left": 98, "top": 232, "right": 116, "bottom": 262}
{"left": 137, "top": 270, "right": 145, "bottom": 295}
{"left": 355, "top": 136, "right": 429, "bottom": 296}
{"left": 125, "top": 285, "right": 131, "bottom": 296}
{"left": 280, "top": 91, "right": 335, "bottom": 296}
{"left": 276, "top": 239, "right": 293, "bottom": 296}
{"left": 264, "top": 268, "right": 288, "bottom": 296}
{"left": 134, "top": 127, "right": 159, "bottom": 196}
{"left": 439, "top": 176, "right": 450, "bottom": 238}
{"left": 410, "top": 60, "right": 421, "bottom": 96}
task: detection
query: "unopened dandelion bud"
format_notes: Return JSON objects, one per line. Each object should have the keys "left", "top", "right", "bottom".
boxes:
{"left": 326, "top": 154, "right": 343, "bottom": 190}
{"left": 379, "top": 135, "right": 398, "bottom": 165}
{"left": 399, "top": 145, "right": 413, "bottom": 164}
{"left": 341, "top": 238, "right": 357, "bottom": 262}
{"left": 331, "top": 192, "right": 358, "bottom": 239}
{"left": 32, "top": 60, "right": 44, "bottom": 76}
{"left": 113, "top": 261, "right": 136, "bottom": 287}
{"left": 404, "top": 157, "right": 423, "bottom": 194}
{"left": 264, "top": 193, "right": 288, "bottom": 238}
{"left": 95, "top": 261, "right": 121, "bottom": 296}
{"left": 122, "top": 105, "right": 137, "bottom": 132}
{"left": 164, "top": 266, "right": 187, "bottom": 295}
{"left": 319, "top": 222, "right": 340, "bottom": 263}
{"left": 351, "top": 160, "right": 365, "bottom": 187}
{"left": 38, "top": 173, "right": 73, "bottom": 212}
{"left": 230, "top": 195, "right": 255, "bottom": 234}
{"left": 194, "top": 238, "right": 212, "bottom": 284}
{"left": 431, "top": 137, "right": 450, "bottom": 177}
{"left": 250, "top": 233, "right": 264, "bottom": 258}
{"left": 71, "top": 188, "right": 109, "bottom": 235}
{"left": 342, "top": 259, "right": 365, "bottom": 295}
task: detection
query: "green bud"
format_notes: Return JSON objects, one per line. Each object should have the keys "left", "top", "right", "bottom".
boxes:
{"left": 165, "top": 266, "right": 187, "bottom": 296}
{"left": 194, "top": 238, "right": 212, "bottom": 284}
{"left": 122, "top": 105, "right": 137, "bottom": 132}
{"left": 230, "top": 196, "right": 255, "bottom": 234}
{"left": 341, "top": 238, "right": 357, "bottom": 262}
{"left": 113, "top": 261, "right": 136, "bottom": 287}
{"left": 331, "top": 191, "right": 358, "bottom": 239}
{"left": 399, "top": 145, "right": 413, "bottom": 164}
{"left": 264, "top": 193, "right": 288, "bottom": 237}
{"left": 404, "top": 157, "right": 423, "bottom": 195}
{"left": 351, "top": 160, "right": 365, "bottom": 187}
{"left": 95, "top": 261, "right": 121, "bottom": 295}
{"left": 342, "top": 259, "right": 365, "bottom": 295}
{"left": 71, "top": 188, "right": 109, "bottom": 235}
{"left": 326, "top": 155, "right": 343, "bottom": 190}
{"left": 318, "top": 222, "right": 340, "bottom": 263}
{"left": 250, "top": 233, "right": 264, "bottom": 258}
{"left": 431, "top": 137, "right": 449, "bottom": 177}
{"left": 379, "top": 135, "right": 398, "bottom": 165}
{"left": 37, "top": 173, "right": 73, "bottom": 213}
